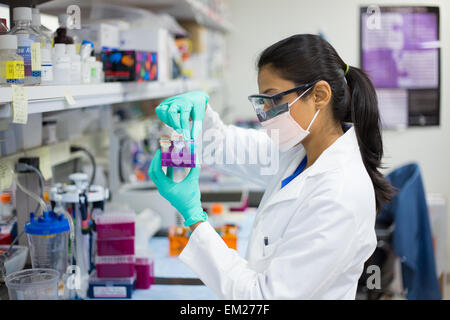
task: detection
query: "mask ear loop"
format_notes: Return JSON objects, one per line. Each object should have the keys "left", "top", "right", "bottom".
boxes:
{"left": 306, "top": 109, "right": 320, "bottom": 132}
{"left": 288, "top": 86, "right": 313, "bottom": 108}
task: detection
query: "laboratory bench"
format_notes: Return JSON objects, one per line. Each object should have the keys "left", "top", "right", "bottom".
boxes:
{"left": 132, "top": 209, "right": 256, "bottom": 300}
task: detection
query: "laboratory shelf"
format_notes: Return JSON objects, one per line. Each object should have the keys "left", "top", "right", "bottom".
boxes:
{"left": 0, "top": 78, "right": 223, "bottom": 118}
{"left": 36, "top": 0, "right": 232, "bottom": 33}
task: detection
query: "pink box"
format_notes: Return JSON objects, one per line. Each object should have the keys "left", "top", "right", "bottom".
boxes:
{"left": 135, "top": 257, "right": 154, "bottom": 290}
{"left": 95, "top": 213, "right": 135, "bottom": 239}
{"left": 97, "top": 238, "right": 135, "bottom": 256}
{"left": 95, "top": 255, "right": 135, "bottom": 278}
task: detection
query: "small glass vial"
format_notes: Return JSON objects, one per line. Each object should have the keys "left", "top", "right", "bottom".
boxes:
{"left": 0, "top": 34, "right": 25, "bottom": 85}
{"left": 159, "top": 135, "right": 171, "bottom": 153}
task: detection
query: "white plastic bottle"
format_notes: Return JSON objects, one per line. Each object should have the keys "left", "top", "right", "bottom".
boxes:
{"left": 31, "top": 8, "right": 53, "bottom": 84}
{"left": 53, "top": 43, "right": 70, "bottom": 84}
{"left": 67, "top": 44, "right": 81, "bottom": 84}
{"left": 86, "top": 56, "right": 97, "bottom": 83}
{"left": 10, "top": 7, "right": 41, "bottom": 85}
{"left": 80, "top": 42, "right": 93, "bottom": 84}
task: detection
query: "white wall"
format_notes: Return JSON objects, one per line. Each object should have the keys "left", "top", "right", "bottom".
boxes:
{"left": 224, "top": 0, "right": 450, "bottom": 271}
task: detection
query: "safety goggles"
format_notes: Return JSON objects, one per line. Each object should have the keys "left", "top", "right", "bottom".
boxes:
{"left": 248, "top": 82, "right": 316, "bottom": 122}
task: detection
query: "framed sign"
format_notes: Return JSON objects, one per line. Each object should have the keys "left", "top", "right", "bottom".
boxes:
{"left": 360, "top": 6, "right": 440, "bottom": 129}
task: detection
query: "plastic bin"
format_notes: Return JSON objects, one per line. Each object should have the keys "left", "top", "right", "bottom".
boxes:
{"left": 135, "top": 256, "right": 154, "bottom": 290}
{"left": 88, "top": 270, "right": 135, "bottom": 299}
{"left": 5, "top": 268, "right": 60, "bottom": 300}
{"left": 95, "top": 213, "right": 135, "bottom": 239}
{"left": 0, "top": 245, "right": 28, "bottom": 277}
{"left": 95, "top": 255, "right": 135, "bottom": 278}
{"left": 97, "top": 237, "right": 134, "bottom": 256}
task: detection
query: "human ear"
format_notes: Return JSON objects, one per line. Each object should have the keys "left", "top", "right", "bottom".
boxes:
{"left": 312, "top": 80, "right": 332, "bottom": 109}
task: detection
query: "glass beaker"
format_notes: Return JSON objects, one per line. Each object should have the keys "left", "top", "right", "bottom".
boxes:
{"left": 5, "top": 268, "right": 60, "bottom": 300}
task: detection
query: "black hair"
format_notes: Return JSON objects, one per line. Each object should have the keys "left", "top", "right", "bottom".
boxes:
{"left": 257, "top": 34, "right": 393, "bottom": 213}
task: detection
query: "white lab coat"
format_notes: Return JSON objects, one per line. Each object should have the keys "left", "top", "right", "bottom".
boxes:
{"left": 179, "top": 106, "right": 378, "bottom": 299}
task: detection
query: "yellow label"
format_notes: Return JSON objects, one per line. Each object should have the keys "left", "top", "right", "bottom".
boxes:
{"left": 0, "top": 159, "right": 13, "bottom": 191}
{"left": 5, "top": 61, "right": 25, "bottom": 79}
{"left": 31, "top": 42, "right": 41, "bottom": 72}
{"left": 11, "top": 84, "right": 28, "bottom": 124}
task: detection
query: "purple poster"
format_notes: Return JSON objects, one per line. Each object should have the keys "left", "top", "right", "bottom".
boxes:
{"left": 361, "top": 7, "right": 440, "bottom": 127}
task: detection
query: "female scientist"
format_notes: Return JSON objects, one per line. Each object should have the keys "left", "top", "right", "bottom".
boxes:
{"left": 148, "top": 34, "right": 393, "bottom": 299}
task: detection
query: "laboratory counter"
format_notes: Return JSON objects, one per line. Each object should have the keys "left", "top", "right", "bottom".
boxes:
{"left": 132, "top": 209, "right": 256, "bottom": 300}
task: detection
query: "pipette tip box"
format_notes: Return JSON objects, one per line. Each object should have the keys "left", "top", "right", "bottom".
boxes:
{"left": 95, "top": 213, "right": 136, "bottom": 240}
{"left": 88, "top": 270, "right": 135, "bottom": 299}
{"left": 95, "top": 255, "right": 136, "bottom": 278}
{"left": 97, "top": 237, "right": 135, "bottom": 256}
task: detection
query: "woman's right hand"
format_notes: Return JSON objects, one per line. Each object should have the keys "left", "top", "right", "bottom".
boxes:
{"left": 155, "top": 90, "right": 209, "bottom": 140}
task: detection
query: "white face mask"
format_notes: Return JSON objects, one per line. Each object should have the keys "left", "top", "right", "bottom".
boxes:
{"left": 261, "top": 88, "right": 320, "bottom": 152}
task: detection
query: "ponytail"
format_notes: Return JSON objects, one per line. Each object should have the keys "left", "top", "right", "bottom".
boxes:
{"left": 257, "top": 34, "right": 394, "bottom": 213}
{"left": 346, "top": 66, "right": 394, "bottom": 212}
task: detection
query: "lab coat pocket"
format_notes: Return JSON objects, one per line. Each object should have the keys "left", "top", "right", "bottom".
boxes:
{"left": 262, "top": 238, "right": 282, "bottom": 259}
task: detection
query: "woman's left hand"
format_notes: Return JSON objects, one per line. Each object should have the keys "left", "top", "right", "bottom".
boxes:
{"left": 148, "top": 150, "right": 208, "bottom": 227}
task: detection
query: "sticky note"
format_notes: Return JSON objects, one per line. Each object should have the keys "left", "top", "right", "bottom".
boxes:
{"left": 0, "top": 159, "right": 13, "bottom": 191}
{"left": 65, "top": 90, "right": 76, "bottom": 106}
{"left": 31, "top": 42, "right": 41, "bottom": 72}
{"left": 11, "top": 85, "right": 28, "bottom": 124}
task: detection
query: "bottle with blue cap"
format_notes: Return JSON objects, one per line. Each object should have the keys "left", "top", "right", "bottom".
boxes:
{"left": 25, "top": 211, "right": 70, "bottom": 282}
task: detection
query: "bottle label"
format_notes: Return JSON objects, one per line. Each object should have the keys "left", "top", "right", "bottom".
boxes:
{"left": 41, "top": 64, "right": 53, "bottom": 82}
{"left": 17, "top": 35, "right": 32, "bottom": 77}
{"left": 4, "top": 61, "right": 25, "bottom": 83}
{"left": 90, "top": 67, "right": 97, "bottom": 79}
{"left": 31, "top": 42, "right": 41, "bottom": 76}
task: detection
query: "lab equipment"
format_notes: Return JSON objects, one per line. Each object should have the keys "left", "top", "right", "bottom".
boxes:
{"left": 10, "top": 7, "right": 41, "bottom": 85}
{"left": 0, "top": 18, "right": 7, "bottom": 34}
{"left": 49, "top": 172, "right": 109, "bottom": 298}
{"left": 88, "top": 270, "right": 135, "bottom": 299}
{"left": 0, "top": 192, "right": 13, "bottom": 219}
{"left": 53, "top": 43, "right": 70, "bottom": 84}
{"left": 155, "top": 90, "right": 209, "bottom": 140}
{"left": 95, "top": 212, "right": 135, "bottom": 239}
{"left": 25, "top": 211, "right": 70, "bottom": 281}
{"left": 135, "top": 256, "right": 154, "bottom": 289}
{"left": 149, "top": 150, "right": 207, "bottom": 227}
{"left": 31, "top": 8, "right": 53, "bottom": 84}
{"left": 97, "top": 237, "right": 135, "bottom": 256}
{"left": 95, "top": 255, "right": 135, "bottom": 278}
{"left": 168, "top": 225, "right": 189, "bottom": 256}
{"left": 54, "top": 14, "right": 74, "bottom": 44}
{"left": 5, "top": 268, "right": 60, "bottom": 300}
{"left": 0, "top": 245, "right": 28, "bottom": 278}
{"left": 0, "top": 34, "right": 25, "bottom": 85}
{"left": 160, "top": 134, "right": 195, "bottom": 168}
{"left": 67, "top": 44, "right": 81, "bottom": 84}
{"left": 0, "top": 217, "right": 17, "bottom": 244}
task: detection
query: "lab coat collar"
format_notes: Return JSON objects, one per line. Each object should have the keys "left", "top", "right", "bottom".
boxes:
{"left": 261, "top": 127, "right": 360, "bottom": 209}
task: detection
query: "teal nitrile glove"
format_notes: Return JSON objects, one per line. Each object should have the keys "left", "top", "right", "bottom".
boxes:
{"left": 156, "top": 90, "right": 209, "bottom": 140}
{"left": 148, "top": 149, "right": 207, "bottom": 227}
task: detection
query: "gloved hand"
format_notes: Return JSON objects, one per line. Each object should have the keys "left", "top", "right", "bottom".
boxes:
{"left": 156, "top": 90, "right": 209, "bottom": 140}
{"left": 148, "top": 149, "right": 207, "bottom": 227}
